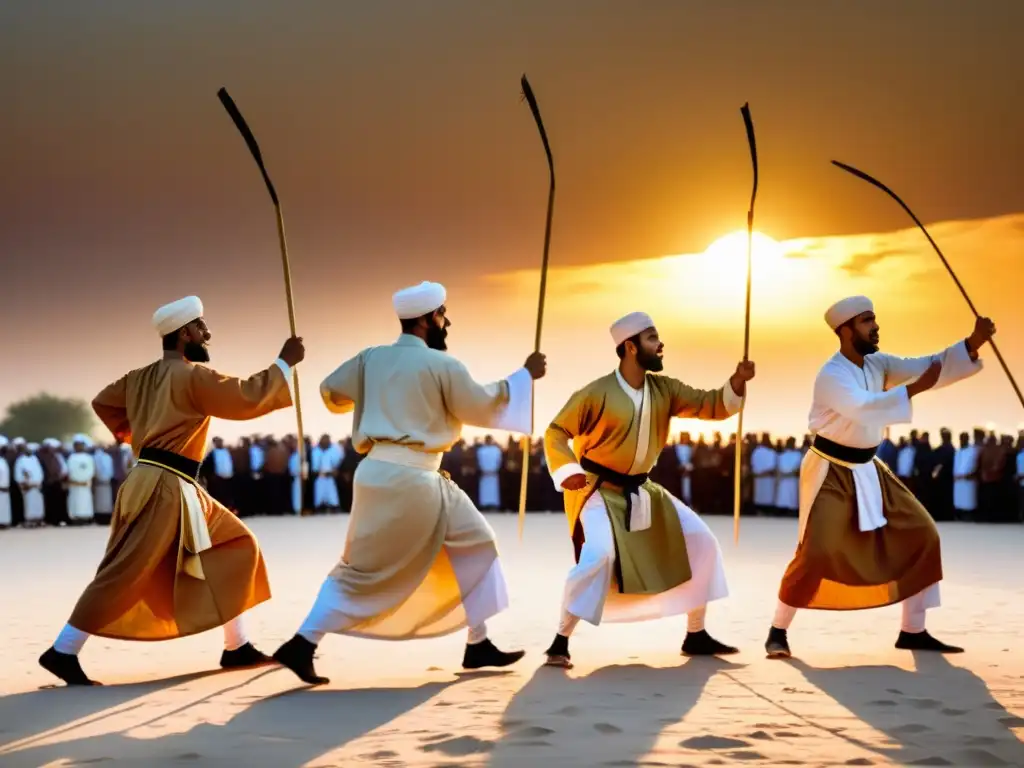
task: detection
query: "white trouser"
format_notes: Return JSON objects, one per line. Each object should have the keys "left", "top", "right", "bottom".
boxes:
{"left": 557, "top": 490, "right": 729, "bottom": 633}
{"left": 53, "top": 614, "right": 253, "bottom": 655}
{"left": 772, "top": 582, "right": 941, "bottom": 633}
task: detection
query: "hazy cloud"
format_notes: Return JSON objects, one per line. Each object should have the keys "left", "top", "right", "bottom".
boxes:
{"left": 840, "top": 248, "right": 907, "bottom": 276}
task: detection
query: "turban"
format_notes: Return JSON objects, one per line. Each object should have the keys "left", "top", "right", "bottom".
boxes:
{"left": 26, "top": 442, "right": 40, "bottom": 452}
{"left": 392, "top": 281, "right": 446, "bottom": 320}
{"left": 43, "top": 438, "right": 61, "bottom": 449}
{"left": 610, "top": 311, "right": 655, "bottom": 346}
{"left": 11, "top": 437, "right": 25, "bottom": 447}
{"left": 153, "top": 295, "right": 204, "bottom": 336}
{"left": 824, "top": 296, "right": 873, "bottom": 330}
{"left": 0, "top": 436, "right": 8, "bottom": 448}
{"left": 73, "top": 433, "right": 91, "bottom": 446}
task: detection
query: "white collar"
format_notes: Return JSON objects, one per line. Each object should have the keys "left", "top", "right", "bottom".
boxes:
{"left": 614, "top": 368, "right": 644, "bottom": 397}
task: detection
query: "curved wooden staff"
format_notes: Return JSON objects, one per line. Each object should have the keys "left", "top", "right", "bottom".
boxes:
{"left": 832, "top": 160, "right": 1024, "bottom": 410}
{"left": 733, "top": 103, "right": 758, "bottom": 545}
{"left": 517, "top": 73, "right": 556, "bottom": 541}
{"left": 217, "top": 87, "right": 308, "bottom": 476}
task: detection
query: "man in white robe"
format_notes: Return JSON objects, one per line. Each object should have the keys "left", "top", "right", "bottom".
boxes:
{"left": 750, "top": 433, "right": 779, "bottom": 514}
{"left": 66, "top": 435, "right": 96, "bottom": 524}
{"left": 205, "top": 437, "right": 234, "bottom": 509}
{"left": 766, "top": 296, "right": 994, "bottom": 657}
{"left": 896, "top": 433, "right": 917, "bottom": 490}
{"left": 952, "top": 431, "right": 979, "bottom": 520}
{"left": 674, "top": 433, "right": 694, "bottom": 505}
{"left": 0, "top": 436, "right": 11, "bottom": 528}
{"left": 287, "top": 439, "right": 303, "bottom": 514}
{"left": 311, "top": 435, "right": 342, "bottom": 512}
{"left": 15, "top": 442, "right": 46, "bottom": 526}
{"left": 92, "top": 443, "right": 115, "bottom": 521}
{"left": 476, "top": 435, "right": 503, "bottom": 510}
{"left": 774, "top": 437, "right": 802, "bottom": 515}
{"left": 272, "top": 281, "right": 546, "bottom": 685}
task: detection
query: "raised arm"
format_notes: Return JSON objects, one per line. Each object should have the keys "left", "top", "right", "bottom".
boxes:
{"left": 816, "top": 364, "right": 913, "bottom": 427}
{"left": 442, "top": 355, "right": 539, "bottom": 435}
{"left": 543, "top": 387, "right": 592, "bottom": 490}
{"left": 93, "top": 375, "right": 131, "bottom": 442}
{"left": 189, "top": 360, "right": 292, "bottom": 421}
{"left": 880, "top": 339, "right": 982, "bottom": 392}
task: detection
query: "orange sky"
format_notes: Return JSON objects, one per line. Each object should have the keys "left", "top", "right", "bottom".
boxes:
{"left": 2, "top": 2, "right": 1023, "bottom": 445}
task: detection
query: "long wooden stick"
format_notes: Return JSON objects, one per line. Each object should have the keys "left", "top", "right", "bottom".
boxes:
{"left": 517, "top": 74, "right": 556, "bottom": 540}
{"left": 217, "top": 87, "right": 307, "bottom": 476}
{"left": 734, "top": 103, "right": 759, "bottom": 545}
{"left": 831, "top": 160, "right": 1024, "bottom": 410}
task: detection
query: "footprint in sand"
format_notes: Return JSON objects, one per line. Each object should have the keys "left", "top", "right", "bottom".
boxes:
{"left": 725, "top": 750, "right": 767, "bottom": 761}
{"left": 965, "top": 736, "right": 999, "bottom": 746}
{"left": 887, "top": 688, "right": 904, "bottom": 695}
{"left": 774, "top": 731, "right": 804, "bottom": 738}
{"left": 363, "top": 750, "right": 398, "bottom": 760}
{"left": 680, "top": 735, "right": 751, "bottom": 749}
{"left": 419, "top": 732, "right": 454, "bottom": 743}
{"left": 998, "top": 716, "right": 1024, "bottom": 727}
{"left": 420, "top": 735, "right": 496, "bottom": 756}
{"left": 513, "top": 726, "right": 556, "bottom": 739}
{"left": 867, "top": 699, "right": 898, "bottom": 707}
{"left": 593, "top": 722, "right": 622, "bottom": 734}
{"left": 908, "top": 698, "right": 942, "bottom": 710}
{"left": 555, "top": 705, "right": 582, "bottom": 716}
{"left": 941, "top": 708, "right": 968, "bottom": 716}
{"left": 891, "top": 723, "right": 931, "bottom": 735}
{"left": 844, "top": 759, "right": 874, "bottom": 766}
{"left": 747, "top": 730, "right": 774, "bottom": 740}
{"left": 906, "top": 757, "right": 953, "bottom": 766}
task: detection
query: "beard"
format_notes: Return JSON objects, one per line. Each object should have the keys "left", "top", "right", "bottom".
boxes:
{"left": 637, "top": 348, "right": 664, "bottom": 372}
{"left": 426, "top": 323, "right": 448, "bottom": 351}
{"left": 852, "top": 335, "right": 879, "bottom": 356}
{"left": 184, "top": 341, "right": 210, "bottom": 363}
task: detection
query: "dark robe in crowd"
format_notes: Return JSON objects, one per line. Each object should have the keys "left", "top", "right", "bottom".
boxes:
{"left": 262, "top": 441, "right": 293, "bottom": 516}
{"left": 929, "top": 436, "right": 956, "bottom": 521}
{"left": 39, "top": 447, "right": 68, "bottom": 526}
{"left": 230, "top": 442, "right": 253, "bottom": 516}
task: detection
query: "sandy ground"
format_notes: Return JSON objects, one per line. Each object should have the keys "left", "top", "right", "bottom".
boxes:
{"left": 1, "top": 514, "right": 1022, "bottom": 767}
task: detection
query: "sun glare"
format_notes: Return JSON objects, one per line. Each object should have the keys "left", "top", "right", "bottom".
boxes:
{"left": 704, "top": 230, "right": 785, "bottom": 265}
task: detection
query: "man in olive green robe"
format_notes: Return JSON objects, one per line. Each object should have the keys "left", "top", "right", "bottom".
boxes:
{"left": 542, "top": 311, "right": 756, "bottom": 666}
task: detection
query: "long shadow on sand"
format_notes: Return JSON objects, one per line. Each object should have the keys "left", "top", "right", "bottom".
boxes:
{"left": 484, "top": 656, "right": 740, "bottom": 767}
{"left": 0, "top": 667, "right": 504, "bottom": 767}
{"left": 781, "top": 654, "right": 1024, "bottom": 766}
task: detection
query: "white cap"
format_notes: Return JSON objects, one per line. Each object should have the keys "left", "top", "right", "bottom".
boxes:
{"left": 0, "top": 436, "right": 8, "bottom": 449}
{"left": 73, "top": 433, "right": 92, "bottom": 447}
{"left": 153, "top": 295, "right": 204, "bottom": 336}
{"left": 610, "top": 311, "right": 655, "bottom": 346}
{"left": 825, "top": 296, "right": 873, "bottom": 330}
{"left": 392, "top": 282, "right": 446, "bottom": 320}
{"left": 12, "top": 437, "right": 25, "bottom": 447}
{"left": 26, "top": 442, "right": 39, "bottom": 452}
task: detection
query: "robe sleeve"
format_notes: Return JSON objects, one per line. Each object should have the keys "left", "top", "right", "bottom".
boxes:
{"left": 879, "top": 339, "right": 982, "bottom": 391}
{"left": 320, "top": 353, "right": 362, "bottom": 415}
{"left": 92, "top": 375, "right": 131, "bottom": 442}
{"left": 664, "top": 376, "right": 742, "bottom": 420}
{"left": 543, "top": 388, "right": 592, "bottom": 491}
{"left": 188, "top": 359, "right": 292, "bottom": 420}
{"left": 442, "top": 361, "right": 533, "bottom": 435}
{"left": 816, "top": 364, "right": 912, "bottom": 427}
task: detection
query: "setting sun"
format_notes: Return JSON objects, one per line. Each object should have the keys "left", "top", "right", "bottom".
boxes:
{"left": 704, "top": 230, "right": 786, "bottom": 266}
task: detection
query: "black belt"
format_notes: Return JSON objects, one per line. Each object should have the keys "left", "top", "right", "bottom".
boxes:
{"left": 137, "top": 447, "right": 201, "bottom": 482}
{"left": 812, "top": 435, "right": 877, "bottom": 465}
{"left": 580, "top": 457, "right": 648, "bottom": 532}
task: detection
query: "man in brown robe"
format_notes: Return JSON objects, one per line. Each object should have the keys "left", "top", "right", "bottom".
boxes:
{"left": 766, "top": 295, "right": 994, "bottom": 658}
{"left": 38, "top": 295, "right": 304, "bottom": 686}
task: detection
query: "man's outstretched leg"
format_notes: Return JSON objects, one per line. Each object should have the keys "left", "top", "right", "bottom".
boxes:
{"left": 219, "top": 614, "right": 273, "bottom": 668}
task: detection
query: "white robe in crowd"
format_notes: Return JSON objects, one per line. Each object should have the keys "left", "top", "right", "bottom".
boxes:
{"left": 0, "top": 456, "right": 11, "bottom": 527}
{"left": 476, "top": 442, "right": 503, "bottom": 509}
{"left": 92, "top": 449, "right": 115, "bottom": 514}
{"left": 774, "top": 448, "right": 802, "bottom": 511}
{"left": 289, "top": 450, "right": 303, "bottom": 514}
{"left": 211, "top": 447, "right": 233, "bottom": 479}
{"left": 952, "top": 444, "right": 979, "bottom": 513}
{"left": 896, "top": 444, "right": 916, "bottom": 479}
{"left": 14, "top": 453, "right": 45, "bottom": 522}
{"left": 311, "top": 443, "right": 343, "bottom": 508}
{"left": 674, "top": 443, "right": 693, "bottom": 504}
{"left": 250, "top": 443, "right": 265, "bottom": 477}
{"left": 750, "top": 444, "right": 778, "bottom": 507}
{"left": 1018, "top": 451, "right": 1024, "bottom": 488}
{"left": 66, "top": 451, "right": 96, "bottom": 521}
